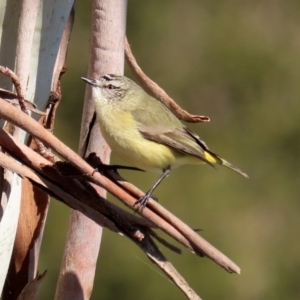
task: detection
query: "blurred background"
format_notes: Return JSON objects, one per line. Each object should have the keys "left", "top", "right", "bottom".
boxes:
{"left": 39, "top": 1, "right": 300, "bottom": 299}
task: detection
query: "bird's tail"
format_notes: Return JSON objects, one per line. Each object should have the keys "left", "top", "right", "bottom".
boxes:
{"left": 204, "top": 150, "right": 249, "bottom": 178}
{"left": 219, "top": 157, "right": 249, "bottom": 178}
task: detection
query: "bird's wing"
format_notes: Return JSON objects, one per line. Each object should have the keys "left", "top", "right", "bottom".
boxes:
{"left": 183, "top": 127, "right": 210, "bottom": 151}
{"left": 138, "top": 125, "right": 213, "bottom": 165}
{"left": 131, "top": 102, "right": 214, "bottom": 165}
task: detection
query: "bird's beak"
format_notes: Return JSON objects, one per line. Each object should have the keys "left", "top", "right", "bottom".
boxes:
{"left": 81, "top": 77, "right": 98, "bottom": 87}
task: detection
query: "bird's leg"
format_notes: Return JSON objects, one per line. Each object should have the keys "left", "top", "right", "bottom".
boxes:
{"left": 136, "top": 168, "right": 171, "bottom": 209}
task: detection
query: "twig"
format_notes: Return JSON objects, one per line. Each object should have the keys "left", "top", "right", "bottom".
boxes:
{"left": 135, "top": 234, "right": 202, "bottom": 300}
{"left": 0, "top": 65, "right": 56, "bottom": 162}
{"left": 125, "top": 37, "right": 210, "bottom": 123}
{"left": 0, "top": 66, "right": 28, "bottom": 114}
{"left": 31, "top": 90, "right": 62, "bottom": 162}
{"left": 0, "top": 89, "right": 45, "bottom": 116}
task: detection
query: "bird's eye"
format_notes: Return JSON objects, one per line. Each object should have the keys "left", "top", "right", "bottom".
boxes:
{"left": 107, "top": 84, "right": 115, "bottom": 90}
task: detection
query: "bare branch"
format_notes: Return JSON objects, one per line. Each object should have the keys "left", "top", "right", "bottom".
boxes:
{"left": 0, "top": 67, "right": 28, "bottom": 114}
{"left": 134, "top": 234, "right": 202, "bottom": 300}
{"left": 0, "top": 89, "right": 45, "bottom": 116}
{"left": 125, "top": 37, "right": 210, "bottom": 123}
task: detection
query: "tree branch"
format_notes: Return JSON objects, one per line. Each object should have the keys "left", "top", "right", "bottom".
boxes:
{"left": 125, "top": 37, "right": 210, "bottom": 123}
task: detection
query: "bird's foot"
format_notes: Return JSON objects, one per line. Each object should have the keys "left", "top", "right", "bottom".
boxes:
{"left": 134, "top": 191, "right": 158, "bottom": 210}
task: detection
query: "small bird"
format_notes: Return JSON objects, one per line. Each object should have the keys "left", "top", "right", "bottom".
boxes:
{"left": 82, "top": 74, "right": 248, "bottom": 207}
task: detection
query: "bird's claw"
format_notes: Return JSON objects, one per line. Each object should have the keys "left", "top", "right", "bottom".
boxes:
{"left": 134, "top": 192, "right": 158, "bottom": 210}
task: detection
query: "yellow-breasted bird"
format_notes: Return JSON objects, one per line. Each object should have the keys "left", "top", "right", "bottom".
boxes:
{"left": 82, "top": 74, "right": 248, "bottom": 207}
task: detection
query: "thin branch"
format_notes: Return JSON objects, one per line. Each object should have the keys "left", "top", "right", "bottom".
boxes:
{"left": 134, "top": 234, "right": 201, "bottom": 300}
{"left": 0, "top": 89, "right": 45, "bottom": 115}
{"left": 0, "top": 67, "right": 28, "bottom": 114}
{"left": 125, "top": 37, "right": 210, "bottom": 123}
{"left": 0, "top": 66, "right": 56, "bottom": 162}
